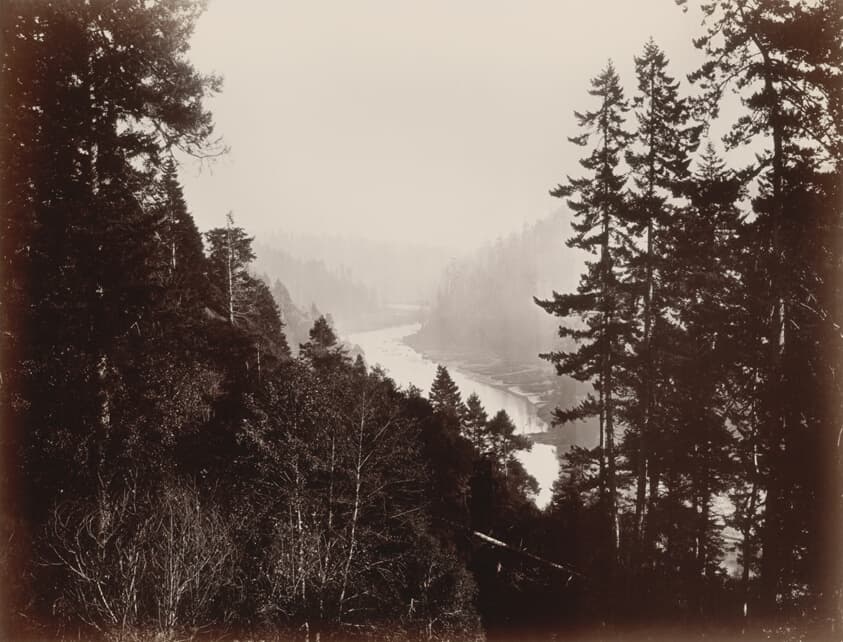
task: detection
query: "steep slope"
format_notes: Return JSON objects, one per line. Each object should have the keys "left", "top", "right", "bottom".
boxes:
{"left": 409, "top": 209, "right": 597, "bottom": 447}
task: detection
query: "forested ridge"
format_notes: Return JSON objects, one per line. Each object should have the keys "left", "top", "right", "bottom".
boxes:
{"left": 254, "top": 243, "right": 380, "bottom": 333}
{"left": 1, "top": 1, "right": 841, "bottom": 641}
{"left": 407, "top": 212, "right": 593, "bottom": 435}
{"left": 412, "top": 211, "right": 579, "bottom": 362}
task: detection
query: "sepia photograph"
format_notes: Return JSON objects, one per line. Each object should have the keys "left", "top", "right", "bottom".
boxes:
{"left": 1, "top": 0, "right": 841, "bottom": 640}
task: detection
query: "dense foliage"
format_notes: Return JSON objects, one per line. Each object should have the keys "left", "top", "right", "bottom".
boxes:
{"left": 0, "top": 3, "right": 544, "bottom": 640}
{"left": 1, "top": 0, "right": 840, "bottom": 640}
{"left": 536, "top": 1, "right": 842, "bottom": 637}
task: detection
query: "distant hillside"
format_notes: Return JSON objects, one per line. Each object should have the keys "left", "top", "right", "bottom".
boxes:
{"left": 408, "top": 209, "right": 596, "bottom": 441}
{"left": 265, "top": 277, "right": 363, "bottom": 360}
{"left": 254, "top": 242, "right": 380, "bottom": 330}
{"left": 411, "top": 208, "right": 586, "bottom": 362}
{"left": 265, "top": 277, "right": 322, "bottom": 353}
{"left": 258, "top": 233, "right": 457, "bottom": 305}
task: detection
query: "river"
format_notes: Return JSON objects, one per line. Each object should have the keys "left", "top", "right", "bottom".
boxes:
{"left": 348, "top": 323, "right": 559, "bottom": 509}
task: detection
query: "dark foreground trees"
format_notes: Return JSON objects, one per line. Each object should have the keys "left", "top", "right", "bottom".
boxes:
{"left": 0, "top": 1, "right": 522, "bottom": 639}
{"left": 535, "top": 61, "right": 635, "bottom": 604}
{"left": 537, "top": 1, "right": 842, "bottom": 637}
{"left": 0, "top": 7, "right": 538, "bottom": 638}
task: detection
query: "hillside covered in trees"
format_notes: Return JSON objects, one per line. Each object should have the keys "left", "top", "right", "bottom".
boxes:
{"left": 258, "top": 233, "right": 454, "bottom": 312}
{"left": 407, "top": 212, "right": 595, "bottom": 434}
{"left": 412, "top": 211, "right": 583, "bottom": 364}
{"left": 254, "top": 242, "right": 381, "bottom": 333}
{"left": 1, "top": 0, "right": 841, "bottom": 641}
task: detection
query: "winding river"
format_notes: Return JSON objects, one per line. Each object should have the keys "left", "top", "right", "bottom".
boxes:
{"left": 348, "top": 323, "right": 559, "bottom": 509}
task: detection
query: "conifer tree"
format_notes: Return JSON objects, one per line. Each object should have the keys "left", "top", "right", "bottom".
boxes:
{"left": 685, "top": 0, "right": 843, "bottom": 617}
{"left": 429, "top": 365, "right": 467, "bottom": 428}
{"left": 205, "top": 213, "right": 256, "bottom": 326}
{"left": 485, "top": 410, "right": 532, "bottom": 480}
{"left": 535, "top": 61, "right": 634, "bottom": 574}
{"left": 464, "top": 393, "right": 489, "bottom": 452}
{"left": 656, "top": 143, "right": 745, "bottom": 610}
{"left": 204, "top": 216, "right": 289, "bottom": 378}
{"left": 624, "top": 39, "right": 701, "bottom": 558}
{"left": 154, "top": 158, "right": 208, "bottom": 313}
{"left": 300, "top": 315, "right": 348, "bottom": 370}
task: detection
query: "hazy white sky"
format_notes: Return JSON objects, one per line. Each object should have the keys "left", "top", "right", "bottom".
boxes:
{"left": 180, "top": 0, "right": 711, "bottom": 250}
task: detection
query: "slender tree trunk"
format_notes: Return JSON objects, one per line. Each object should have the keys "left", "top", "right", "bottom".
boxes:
{"left": 598, "top": 383, "right": 606, "bottom": 503}
{"left": 339, "top": 405, "right": 366, "bottom": 621}
{"left": 226, "top": 217, "right": 235, "bottom": 325}
{"left": 694, "top": 466, "right": 712, "bottom": 617}
{"left": 741, "top": 474, "right": 759, "bottom": 628}
{"left": 319, "top": 434, "right": 336, "bottom": 621}
{"left": 169, "top": 195, "right": 176, "bottom": 276}
{"left": 743, "top": 21, "right": 788, "bottom": 614}
{"left": 635, "top": 67, "right": 657, "bottom": 557}
{"left": 293, "top": 459, "right": 306, "bottom": 603}
{"left": 605, "top": 358, "right": 618, "bottom": 558}
{"left": 600, "top": 202, "right": 618, "bottom": 561}
{"left": 601, "top": 206, "right": 619, "bottom": 614}
{"left": 636, "top": 214, "right": 655, "bottom": 558}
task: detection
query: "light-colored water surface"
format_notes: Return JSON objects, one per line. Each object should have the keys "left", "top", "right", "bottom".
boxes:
{"left": 348, "top": 323, "right": 559, "bottom": 509}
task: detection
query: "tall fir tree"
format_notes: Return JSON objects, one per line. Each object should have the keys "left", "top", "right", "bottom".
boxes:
{"left": 205, "top": 213, "right": 256, "bottom": 326}
{"left": 464, "top": 393, "right": 489, "bottom": 452}
{"left": 429, "top": 365, "right": 467, "bottom": 428}
{"left": 535, "top": 61, "right": 635, "bottom": 586}
{"left": 153, "top": 158, "right": 208, "bottom": 314}
{"left": 657, "top": 143, "right": 746, "bottom": 612}
{"left": 623, "top": 38, "right": 702, "bottom": 562}
{"left": 685, "top": 0, "right": 843, "bottom": 620}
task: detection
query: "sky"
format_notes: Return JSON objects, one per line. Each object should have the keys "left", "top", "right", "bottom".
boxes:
{"left": 179, "top": 0, "right": 714, "bottom": 251}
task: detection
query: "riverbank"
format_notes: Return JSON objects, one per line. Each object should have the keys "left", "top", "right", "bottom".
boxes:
{"left": 403, "top": 331, "right": 599, "bottom": 456}
{"left": 347, "top": 323, "right": 561, "bottom": 508}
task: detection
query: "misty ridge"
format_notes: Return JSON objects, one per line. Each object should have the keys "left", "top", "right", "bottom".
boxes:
{"left": 251, "top": 211, "right": 581, "bottom": 343}
{"left": 2, "top": 1, "right": 842, "bottom": 642}
{"left": 252, "top": 234, "right": 454, "bottom": 334}
{"left": 254, "top": 213, "right": 598, "bottom": 445}
{"left": 258, "top": 233, "right": 456, "bottom": 307}
{"left": 410, "top": 209, "right": 584, "bottom": 362}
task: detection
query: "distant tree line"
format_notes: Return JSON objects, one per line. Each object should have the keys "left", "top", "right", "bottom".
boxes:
{"left": 412, "top": 214, "right": 577, "bottom": 364}
{"left": 536, "top": 0, "right": 841, "bottom": 636}
{"left": 254, "top": 242, "right": 381, "bottom": 333}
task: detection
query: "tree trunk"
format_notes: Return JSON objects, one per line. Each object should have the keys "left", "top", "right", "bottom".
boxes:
{"left": 319, "top": 434, "right": 335, "bottom": 620}
{"left": 338, "top": 405, "right": 366, "bottom": 622}
{"left": 741, "top": 475, "right": 759, "bottom": 627}
{"left": 226, "top": 217, "right": 235, "bottom": 325}
{"left": 744, "top": 18, "right": 788, "bottom": 615}
{"left": 635, "top": 66, "right": 658, "bottom": 559}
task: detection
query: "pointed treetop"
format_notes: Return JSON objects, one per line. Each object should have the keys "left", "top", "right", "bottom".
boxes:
{"left": 308, "top": 315, "right": 338, "bottom": 350}
{"left": 464, "top": 392, "right": 489, "bottom": 451}
{"left": 487, "top": 410, "right": 530, "bottom": 451}
{"left": 300, "top": 315, "right": 348, "bottom": 370}
{"left": 353, "top": 353, "right": 367, "bottom": 375}
{"left": 429, "top": 365, "right": 465, "bottom": 422}
{"left": 465, "top": 393, "right": 487, "bottom": 426}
